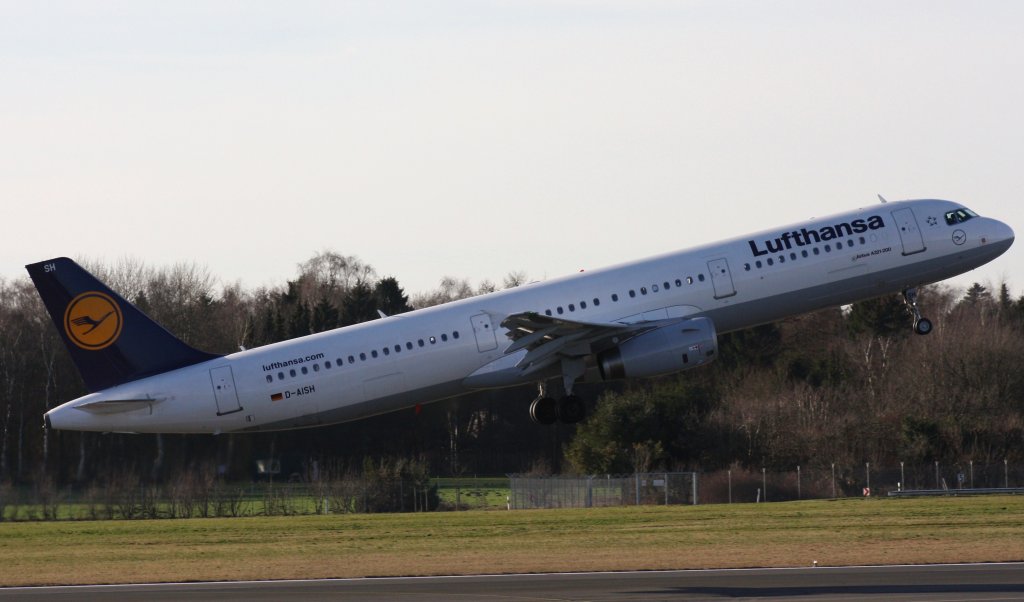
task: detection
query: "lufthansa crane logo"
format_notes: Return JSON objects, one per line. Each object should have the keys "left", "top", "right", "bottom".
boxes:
{"left": 63, "top": 292, "right": 123, "bottom": 350}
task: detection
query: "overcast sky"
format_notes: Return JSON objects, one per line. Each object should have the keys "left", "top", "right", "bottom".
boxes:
{"left": 2, "top": 1, "right": 1022, "bottom": 298}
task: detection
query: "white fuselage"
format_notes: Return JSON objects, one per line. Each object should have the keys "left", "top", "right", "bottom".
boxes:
{"left": 45, "top": 199, "right": 1015, "bottom": 433}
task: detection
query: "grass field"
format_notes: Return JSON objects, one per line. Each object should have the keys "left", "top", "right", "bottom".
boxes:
{"left": 1, "top": 496, "right": 1022, "bottom": 587}
{"left": 434, "top": 477, "right": 509, "bottom": 509}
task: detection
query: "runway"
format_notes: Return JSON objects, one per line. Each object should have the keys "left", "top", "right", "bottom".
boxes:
{"left": 2, "top": 563, "right": 1023, "bottom": 601}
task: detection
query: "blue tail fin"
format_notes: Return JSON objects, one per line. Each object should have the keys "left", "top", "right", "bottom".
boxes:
{"left": 26, "top": 257, "right": 221, "bottom": 392}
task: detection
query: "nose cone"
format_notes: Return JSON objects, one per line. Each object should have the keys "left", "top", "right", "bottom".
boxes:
{"left": 988, "top": 219, "right": 1015, "bottom": 254}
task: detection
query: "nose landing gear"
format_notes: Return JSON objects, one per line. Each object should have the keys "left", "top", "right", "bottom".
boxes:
{"left": 903, "top": 288, "right": 933, "bottom": 335}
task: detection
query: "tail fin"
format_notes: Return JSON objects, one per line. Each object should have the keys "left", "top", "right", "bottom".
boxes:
{"left": 26, "top": 257, "right": 221, "bottom": 392}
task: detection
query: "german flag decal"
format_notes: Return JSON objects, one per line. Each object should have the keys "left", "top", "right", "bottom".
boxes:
{"left": 270, "top": 393, "right": 283, "bottom": 402}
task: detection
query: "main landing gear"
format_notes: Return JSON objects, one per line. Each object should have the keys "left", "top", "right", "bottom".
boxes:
{"left": 903, "top": 287, "right": 933, "bottom": 336}
{"left": 529, "top": 383, "right": 586, "bottom": 425}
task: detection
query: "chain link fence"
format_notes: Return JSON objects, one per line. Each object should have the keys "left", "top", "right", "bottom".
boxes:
{"left": 508, "top": 472, "right": 698, "bottom": 509}
{"left": 699, "top": 461, "right": 1024, "bottom": 504}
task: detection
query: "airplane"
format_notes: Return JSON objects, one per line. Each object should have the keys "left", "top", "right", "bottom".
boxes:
{"left": 28, "top": 198, "right": 1014, "bottom": 434}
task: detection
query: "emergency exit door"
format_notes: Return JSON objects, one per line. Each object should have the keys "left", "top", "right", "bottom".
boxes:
{"left": 891, "top": 207, "right": 926, "bottom": 255}
{"left": 210, "top": 365, "right": 243, "bottom": 416}
{"left": 707, "top": 258, "right": 736, "bottom": 299}
{"left": 471, "top": 313, "right": 498, "bottom": 352}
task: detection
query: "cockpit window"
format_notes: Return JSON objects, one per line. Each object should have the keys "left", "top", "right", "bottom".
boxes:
{"left": 944, "top": 208, "right": 978, "bottom": 225}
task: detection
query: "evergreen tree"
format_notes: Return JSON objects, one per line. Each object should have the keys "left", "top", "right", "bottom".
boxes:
{"left": 341, "top": 280, "right": 377, "bottom": 326}
{"left": 288, "top": 302, "right": 311, "bottom": 339}
{"left": 846, "top": 294, "right": 909, "bottom": 338}
{"left": 310, "top": 296, "right": 339, "bottom": 333}
{"left": 962, "top": 282, "right": 990, "bottom": 306}
{"left": 374, "top": 277, "right": 412, "bottom": 316}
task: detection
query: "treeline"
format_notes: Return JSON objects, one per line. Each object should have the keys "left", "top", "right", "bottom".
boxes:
{"left": 1, "top": 252, "right": 1022, "bottom": 490}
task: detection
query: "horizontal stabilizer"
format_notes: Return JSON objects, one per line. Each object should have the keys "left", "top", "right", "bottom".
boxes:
{"left": 73, "top": 398, "right": 163, "bottom": 414}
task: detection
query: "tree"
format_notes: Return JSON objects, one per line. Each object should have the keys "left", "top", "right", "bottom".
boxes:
{"left": 565, "top": 378, "right": 719, "bottom": 474}
{"left": 846, "top": 294, "right": 910, "bottom": 338}
{"left": 374, "top": 277, "right": 412, "bottom": 316}
{"left": 341, "top": 280, "right": 378, "bottom": 326}
{"left": 310, "top": 297, "right": 340, "bottom": 333}
{"left": 962, "top": 283, "right": 992, "bottom": 308}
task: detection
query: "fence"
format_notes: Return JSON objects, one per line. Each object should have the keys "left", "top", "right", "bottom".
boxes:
{"left": 698, "top": 461, "right": 1024, "bottom": 504}
{"left": 0, "top": 479, "right": 439, "bottom": 522}
{"left": 508, "top": 472, "right": 698, "bottom": 509}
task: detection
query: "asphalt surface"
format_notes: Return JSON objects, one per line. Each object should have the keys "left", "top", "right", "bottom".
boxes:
{"left": 2, "top": 563, "right": 1023, "bottom": 601}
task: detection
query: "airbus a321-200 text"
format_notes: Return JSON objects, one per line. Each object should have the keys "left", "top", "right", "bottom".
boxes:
{"left": 28, "top": 198, "right": 1014, "bottom": 434}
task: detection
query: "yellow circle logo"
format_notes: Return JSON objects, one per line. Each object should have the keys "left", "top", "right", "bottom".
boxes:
{"left": 63, "top": 291, "right": 123, "bottom": 350}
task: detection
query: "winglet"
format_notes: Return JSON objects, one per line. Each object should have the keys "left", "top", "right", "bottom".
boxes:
{"left": 25, "top": 258, "right": 221, "bottom": 392}
{"left": 878, "top": 194, "right": 888, "bottom": 204}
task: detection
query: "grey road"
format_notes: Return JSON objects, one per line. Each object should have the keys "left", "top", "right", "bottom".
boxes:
{"left": 1, "top": 563, "right": 1023, "bottom": 601}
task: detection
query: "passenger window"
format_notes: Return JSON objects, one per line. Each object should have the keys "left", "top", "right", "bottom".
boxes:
{"left": 652, "top": 285, "right": 658, "bottom": 293}
{"left": 371, "top": 350, "right": 378, "bottom": 358}
{"left": 813, "top": 247, "right": 820, "bottom": 255}
{"left": 278, "top": 372, "right": 284, "bottom": 380}
{"left": 441, "top": 334, "right": 448, "bottom": 342}
{"left": 594, "top": 298, "right": 600, "bottom": 306}
{"left": 767, "top": 258, "right": 774, "bottom": 266}
{"left": 265, "top": 375, "right": 273, "bottom": 383}
{"left": 348, "top": 355, "right": 355, "bottom": 363}
{"left": 686, "top": 277, "right": 693, "bottom": 284}
{"left": 824, "top": 244, "right": 831, "bottom": 252}
{"left": 383, "top": 347, "right": 389, "bottom": 356}
{"left": 802, "top": 250, "right": 808, "bottom": 257}
{"left": 429, "top": 336, "right": 436, "bottom": 344}
{"left": 675, "top": 279, "right": 682, "bottom": 287}
{"left": 360, "top": 353, "right": 366, "bottom": 361}
{"left": 406, "top": 342, "right": 413, "bottom": 350}
{"left": 568, "top": 303, "right": 575, "bottom": 312}
{"left": 756, "top": 260, "right": 762, "bottom": 268}
{"left": 557, "top": 306, "right": 564, "bottom": 314}
{"left": 778, "top": 255, "right": 785, "bottom": 263}
{"left": 453, "top": 331, "right": 459, "bottom": 339}
{"left": 744, "top": 263, "right": 751, "bottom": 271}
{"left": 418, "top": 340, "right": 424, "bottom": 347}
{"left": 612, "top": 294, "right": 619, "bottom": 302}
{"left": 289, "top": 369, "right": 296, "bottom": 377}
{"left": 790, "top": 253, "right": 796, "bottom": 260}
{"left": 629, "top": 290, "right": 636, "bottom": 298}
{"left": 313, "top": 364, "right": 319, "bottom": 372}
{"left": 580, "top": 301, "right": 587, "bottom": 309}
{"left": 664, "top": 281, "right": 670, "bottom": 290}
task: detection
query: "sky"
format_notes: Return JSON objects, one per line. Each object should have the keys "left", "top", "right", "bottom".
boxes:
{"left": 2, "top": 1, "right": 1022, "bottom": 297}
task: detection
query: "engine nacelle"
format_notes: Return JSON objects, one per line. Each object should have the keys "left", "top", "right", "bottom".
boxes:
{"left": 598, "top": 317, "right": 717, "bottom": 380}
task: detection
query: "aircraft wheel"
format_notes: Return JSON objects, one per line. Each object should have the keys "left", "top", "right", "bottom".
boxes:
{"left": 557, "top": 395, "right": 586, "bottom": 424}
{"left": 529, "top": 397, "right": 558, "bottom": 425}
{"left": 914, "top": 318, "right": 933, "bottom": 336}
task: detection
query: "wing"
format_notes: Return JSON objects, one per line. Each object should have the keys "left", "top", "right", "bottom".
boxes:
{"left": 499, "top": 311, "right": 668, "bottom": 377}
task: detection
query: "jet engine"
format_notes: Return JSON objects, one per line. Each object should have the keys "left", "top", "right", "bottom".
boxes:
{"left": 597, "top": 317, "right": 717, "bottom": 380}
